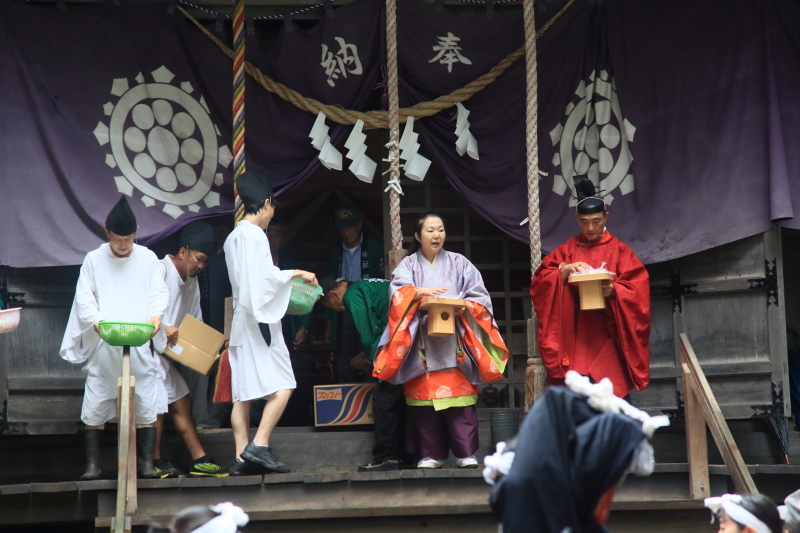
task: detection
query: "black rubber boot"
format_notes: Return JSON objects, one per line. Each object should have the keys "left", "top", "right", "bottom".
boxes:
{"left": 80, "top": 429, "right": 103, "bottom": 480}
{"left": 136, "top": 427, "right": 161, "bottom": 479}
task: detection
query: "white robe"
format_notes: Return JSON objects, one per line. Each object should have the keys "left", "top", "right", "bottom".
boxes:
{"left": 153, "top": 255, "right": 199, "bottom": 404}
{"left": 224, "top": 220, "right": 295, "bottom": 402}
{"left": 59, "top": 244, "right": 169, "bottom": 426}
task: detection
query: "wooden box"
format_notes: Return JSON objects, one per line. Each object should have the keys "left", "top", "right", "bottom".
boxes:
{"left": 568, "top": 272, "right": 613, "bottom": 310}
{"left": 419, "top": 297, "right": 466, "bottom": 337}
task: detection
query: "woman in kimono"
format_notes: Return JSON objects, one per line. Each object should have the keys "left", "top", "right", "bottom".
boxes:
{"left": 372, "top": 213, "right": 509, "bottom": 469}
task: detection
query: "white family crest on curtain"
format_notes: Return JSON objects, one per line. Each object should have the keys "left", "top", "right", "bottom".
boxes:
{"left": 93, "top": 65, "right": 231, "bottom": 219}
{"left": 321, "top": 37, "right": 363, "bottom": 87}
{"left": 429, "top": 32, "right": 472, "bottom": 73}
{"left": 549, "top": 69, "right": 636, "bottom": 207}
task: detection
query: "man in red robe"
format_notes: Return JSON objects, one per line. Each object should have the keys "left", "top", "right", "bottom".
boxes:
{"left": 530, "top": 175, "right": 650, "bottom": 397}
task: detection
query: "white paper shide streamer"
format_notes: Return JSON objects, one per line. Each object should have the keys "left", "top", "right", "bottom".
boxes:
{"left": 454, "top": 102, "right": 479, "bottom": 160}
{"left": 344, "top": 119, "right": 377, "bottom": 183}
{"left": 308, "top": 111, "right": 343, "bottom": 171}
{"left": 399, "top": 117, "right": 431, "bottom": 181}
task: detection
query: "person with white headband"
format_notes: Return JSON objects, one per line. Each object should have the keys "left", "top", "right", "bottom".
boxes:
{"left": 705, "top": 494, "right": 782, "bottom": 533}
{"left": 147, "top": 502, "right": 248, "bottom": 533}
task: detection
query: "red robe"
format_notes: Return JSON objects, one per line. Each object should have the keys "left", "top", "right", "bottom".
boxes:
{"left": 530, "top": 231, "right": 650, "bottom": 397}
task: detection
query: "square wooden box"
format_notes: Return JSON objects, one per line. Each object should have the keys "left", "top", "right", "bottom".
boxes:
{"left": 568, "top": 272, "right": 613, "bottom": 310}
{"left": 419, "top": 297, "right": 466, "bottom": 337}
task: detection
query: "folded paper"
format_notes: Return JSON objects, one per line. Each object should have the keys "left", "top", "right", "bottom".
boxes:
{"left": 309, "top": 111, "right": 343, "bottom": 166}
{"left": 344, "top": 119, "right": 376, "bottom": 182}
{"left": 454, "top": 103, "right": 479, "bottom": 160}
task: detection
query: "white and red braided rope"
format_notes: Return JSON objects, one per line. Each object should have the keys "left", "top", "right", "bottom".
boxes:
{"left": 232, "top": 0, "right": 246, "bottom": 223}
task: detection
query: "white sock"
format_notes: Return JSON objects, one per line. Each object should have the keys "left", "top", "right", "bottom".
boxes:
{"left": 252, "top": 442, "right": 269, "bottom": 448}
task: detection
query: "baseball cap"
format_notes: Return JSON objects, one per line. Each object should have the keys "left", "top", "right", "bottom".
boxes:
{"left": 334, "top": 205, "right": 361, "bottom": 228}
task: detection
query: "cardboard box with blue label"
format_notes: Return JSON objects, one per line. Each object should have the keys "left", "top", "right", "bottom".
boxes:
{"left": 313, "top": 383, "right": 375, "bottom": 427}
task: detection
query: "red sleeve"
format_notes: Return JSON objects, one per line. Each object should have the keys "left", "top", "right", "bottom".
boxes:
{"left": 372, "top": 286, "right": 419, "bottom": 381}
{"left": 530, "top": 244, "right": 574, "bottom": 380}
{"left": 607, "top": 244, "right": 651, "bottom": 391}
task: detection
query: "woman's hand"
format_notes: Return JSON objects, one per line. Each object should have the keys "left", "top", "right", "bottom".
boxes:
{"left": 560, "top": 262, "right": 591, "bottom": 283}
{"left": 293, "top": 270, "right": 318, "bottom": 286}
{"left": 414, "top": 287, "right": 448, "bottom": 300}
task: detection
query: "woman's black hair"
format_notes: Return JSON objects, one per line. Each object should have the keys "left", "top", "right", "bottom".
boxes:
{"left": 409, "top": 212, "right": 445, "bottom": 254}
{"left": 244, "top": 197, "right": 273, "bottom": 216}
{"left": 732, "top": 494, "right": 782, "bottom": 533}
{"left": 146, "top": 505, "right": 220, "bottom": 533}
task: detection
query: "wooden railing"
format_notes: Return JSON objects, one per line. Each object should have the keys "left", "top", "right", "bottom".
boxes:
{"left": 680, "top": 333, "right": 758, "bottom": 497}
{"left": 112, "top": 346, "right": 137, "bottom": 532}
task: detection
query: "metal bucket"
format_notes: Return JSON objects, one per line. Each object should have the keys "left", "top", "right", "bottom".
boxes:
{"left": 490, "top": 410, "right": 519, "bottom": 449}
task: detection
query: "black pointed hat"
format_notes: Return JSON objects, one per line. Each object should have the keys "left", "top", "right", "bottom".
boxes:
{"left": 105, "top": 196, "right": 137, "bottom": 236}
{"left": 177, "top": 221, "right": 214, "bottom": 255}
{"left": 237, "top": 170, "right": 274, "bottom": 208}
{"left": 573, "top": 175, "right": 606, "bottom": 214}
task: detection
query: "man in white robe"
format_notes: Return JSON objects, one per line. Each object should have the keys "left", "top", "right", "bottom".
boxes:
{"left": 59, "top": 196, "right": 167, "bottom": 480}
{"left": 151, "top": 221, "right": 228, "bottom": 478}
{"left": 225, "top": 170, "right": 318, "bottom": 474}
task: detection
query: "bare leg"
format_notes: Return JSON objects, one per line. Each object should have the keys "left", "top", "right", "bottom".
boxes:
{"left": 153, "top": 414, "right": 165, "bottom": 460}
{"left": 170, "top": 396, "right": 205, "bottom": 460}
{"left": 231, "top": 400, "right": 252, "bottom": 459}
{"left": 253, "top": 389, "right": 292, "bottom": 446}
{"left": 85, "top": 424, "right": 105, "bottom": 430}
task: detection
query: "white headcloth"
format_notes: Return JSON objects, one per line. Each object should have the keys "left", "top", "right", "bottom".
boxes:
{"left": 704, "top": 494, "right": 771, "bottom": 533}
{"left": 191, "top": 502, "right": 249, "bottom": 533}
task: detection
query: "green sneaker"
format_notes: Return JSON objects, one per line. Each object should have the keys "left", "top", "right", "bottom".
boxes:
{"left": 190, "top": 456, "right": 229, "bottom": 477}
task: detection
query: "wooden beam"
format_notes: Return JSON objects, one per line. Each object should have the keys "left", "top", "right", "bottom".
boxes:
{"left": 679, "top": 334, "right": 758, "bottom": 495}
{"left": 683, "top": 367, "right": 710, "bottom": 500}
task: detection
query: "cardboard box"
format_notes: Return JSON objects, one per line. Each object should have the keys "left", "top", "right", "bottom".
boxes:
{"left": 163, "top": 314, "right": 225, "bottom": 375}
{"left": 313, "top": 383, "right": 375, "bottom": 427}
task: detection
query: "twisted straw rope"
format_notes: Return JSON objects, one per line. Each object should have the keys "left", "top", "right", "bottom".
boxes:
{"left": 386, "top": 0, "right": 402, "bottom": 249}
{"left": 178, "top": 0, "right": 574, "bottom": 130}
{"left": 232, "top": 0, "right": 246, "bottom": 223}
{"left": 524, "top": 0, "right": 541, "bottom": 274}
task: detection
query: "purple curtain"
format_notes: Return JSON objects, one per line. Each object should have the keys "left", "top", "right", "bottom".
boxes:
{"left": 399, "top": 0, "right": 800, "bottom": 264}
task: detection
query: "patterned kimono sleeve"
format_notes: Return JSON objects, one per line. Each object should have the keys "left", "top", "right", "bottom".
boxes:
{"left": 371, "top": 285, "right": 419, "bottom": 381}
{"left": 461, "top": 301, "right": 509, "bottom": 382}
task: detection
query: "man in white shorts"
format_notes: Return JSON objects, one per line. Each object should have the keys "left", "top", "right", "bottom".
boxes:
{"left": 224, "top": 170, "right": 318, "bottom": 474}
{"left": 152, "top": 221, "right": 228, "bottom": 478}
{"left": 60, "top": 196, "right": 168, "bottom": 480}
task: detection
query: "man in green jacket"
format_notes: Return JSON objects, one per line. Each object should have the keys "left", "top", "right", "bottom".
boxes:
{"left": 320, "top": 276, "right": 406, "bottom": 471}
{"left": 324, "top": 205, "right": 384, "bottom": 382}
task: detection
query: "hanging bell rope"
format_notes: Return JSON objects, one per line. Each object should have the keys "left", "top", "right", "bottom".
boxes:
{"left": 385, "top": 0, "right": 403, "bottom": 250}
{"left": 231, "top": 0, "right": 246, "bottom": 224}
{"left": 522, "top": 0, "right": 548, "bottom": 411}
{"left": 177, "top": 0, "right": 575, "bottom": 130}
